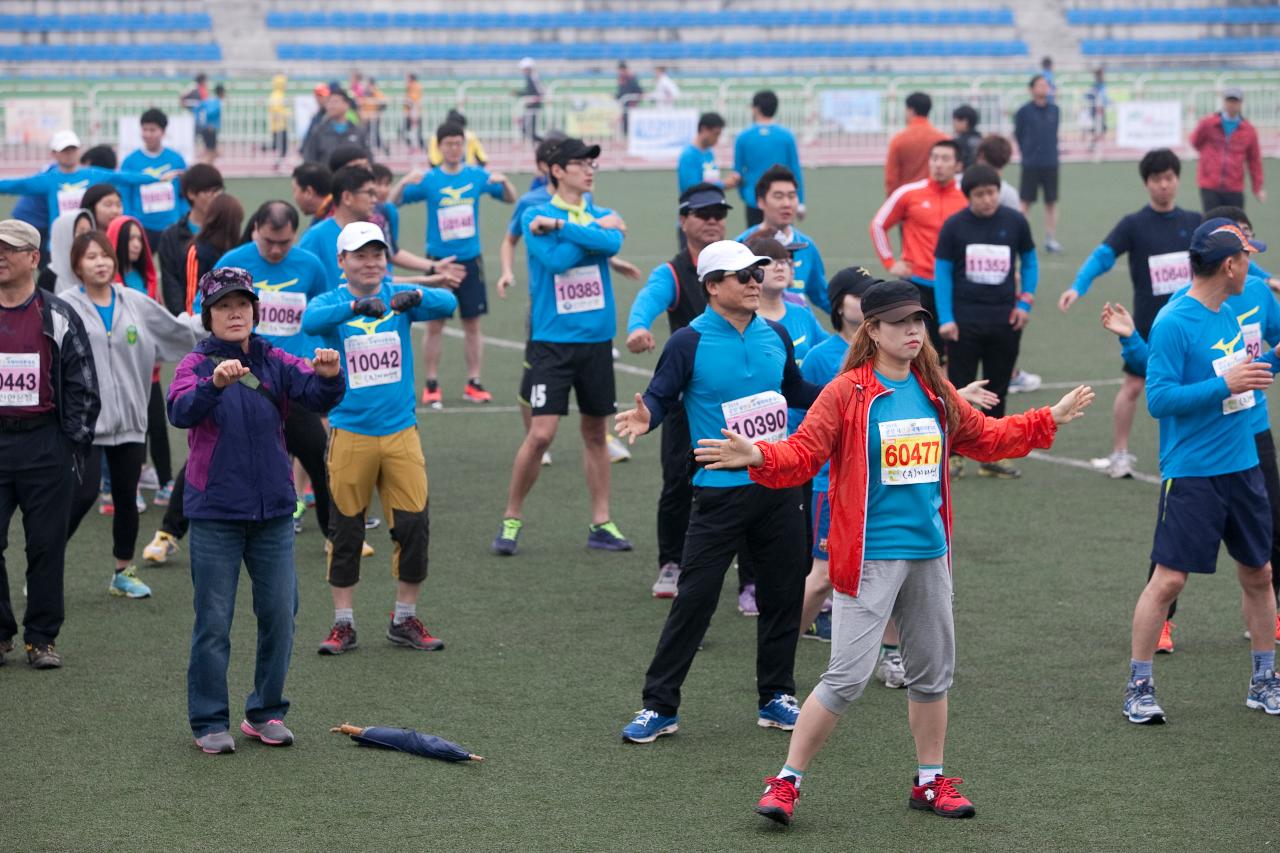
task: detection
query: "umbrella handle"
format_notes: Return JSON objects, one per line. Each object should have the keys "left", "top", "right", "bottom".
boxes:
{"left": 330, "top": 723, "right": 366, "bottom": 735}
{"left": 469, "top": 755, "right": 485, "bottom": 762}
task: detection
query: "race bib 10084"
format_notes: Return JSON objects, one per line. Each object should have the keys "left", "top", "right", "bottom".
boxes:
{"left": 344, "top": 330, "right": 401, "bottom": 389}
{"left": 0, "top": 352, "right": 40, "bottom": 406}
{"left": 964, "top": 243, "right": 1011, "bottom": 285}
{"left": 1148, "top": 251, "right": 1191, "bottom": 296}
{"left": 553, "top": 264, "right": 606, "bottom": 314}
{"left": 256, "top": 290, "right": 306, "bottom": 337}
{"left": 437, "top": 203, "right": 476, "bottom": 242}
{"left": 1213, "top": 348, "right": 1256, "bottom": 415}
{"left": 721, "top": 391, "right": 788, "bottom": 443}
{"left": 879, "top": 417, "right": 943, "bottom": 485}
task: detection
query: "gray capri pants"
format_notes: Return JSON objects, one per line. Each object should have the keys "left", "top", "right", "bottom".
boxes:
{"left": 814, "top": 556, "right": 955, "bottom": 714}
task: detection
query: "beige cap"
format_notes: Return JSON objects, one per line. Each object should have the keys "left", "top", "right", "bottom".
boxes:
{"left": 0, "top": 219, "right": 40, "bottom": 250}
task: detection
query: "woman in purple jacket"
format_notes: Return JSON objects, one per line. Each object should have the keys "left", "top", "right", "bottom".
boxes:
{"left": 168, "top": 267, "right": 345, "bottom": 755}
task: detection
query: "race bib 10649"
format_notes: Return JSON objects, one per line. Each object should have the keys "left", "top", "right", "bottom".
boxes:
{"left": 1148, "top": 251, "right": 1191, "bottom": 296}
{"left": 256, "top": 290, "right": 306, "bottom": 337}
{"left": 721, "top": 391, "right": 788, "bottom": 443}
{"left": 1213, "top": 348, "right": 1256, "bottom": 415}
{"left": 344, "top": 331, "right": 401, "bottom": 389}
{"left": 140, "top": 182, "right": 177, "bottom": 214}
{"left": 0, "top": 352, "right": 40, "bottom": 406}
{"left": 879, "top": 417, "right": 943, "bottom": 485}
{"left": 964, "top": 244, "right": 1011, "bottom": 285}
{"left": 553, "top": 264, "right": 605, "bottom": 314}
{"left": 437, "top": 203, "right": 476, "bottom": 242}
{"left": 56, "top": 187, "right": 85, "bottom": 215}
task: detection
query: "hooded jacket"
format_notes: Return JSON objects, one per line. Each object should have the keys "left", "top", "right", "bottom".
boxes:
{"left": 168, "top": 334, "right": 345, "bottom": 521}
{"left": 45, "top": 209, "right": 94, "bottom": 294}
{"left": 60, "top": 284, "right": 200, "bottom": 445}
{"left": 106, "top": 215, "right": 158, "bottom": 302}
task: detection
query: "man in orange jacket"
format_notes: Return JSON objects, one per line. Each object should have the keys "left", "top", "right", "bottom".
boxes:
{"left": 883, "top": 92, "right": 948, "bottom": 197}
{"left": 870, "top": 139, "right": 966, "bottom": 354}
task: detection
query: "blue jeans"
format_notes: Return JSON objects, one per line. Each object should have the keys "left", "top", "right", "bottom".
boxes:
{"left": 187, "top": 515, "right": 297, "bottom": 737}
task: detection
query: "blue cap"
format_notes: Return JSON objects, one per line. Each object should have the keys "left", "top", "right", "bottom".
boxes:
{"left": 1191, "top": 217, "right": 1266, "bottom": 266}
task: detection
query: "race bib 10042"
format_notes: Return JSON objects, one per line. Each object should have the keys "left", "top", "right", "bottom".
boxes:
{"left": 553, "top": 264, "right": 606, "bottom": 314}
{"left": 879, "top": 417, "right": 942, "bottom": 485}
{"left": 1213, "top": 348, "right": 1256, "bottom": 415}
{"left": 1148, "top": 251, "right": 1191, "bottom": 297}
{"left": 256, "top": 290, "right": 306, "bottom": 337}
{"left": 344, "top": 330, "right": 401, "bottom": 389}
{"left": 964, "top": 244, "right": 1012, "bottom": 285}
{"left": 436, "top": 203, "right": 476, "bottom": 242}
{"left": 140, "top": 182, "right": 177, "bottom": 214}
{"left": 721, "top": 391, "right": 788, "bottom": 443}
{"left": 0, "top": 352, "right": 40, "bottom": 406}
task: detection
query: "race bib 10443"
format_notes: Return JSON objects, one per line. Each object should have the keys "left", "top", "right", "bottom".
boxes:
{"left": 140, "top": 182, "right": 177, "bottom": 214}
{"left": 879, "top": 417, "right": 943, "bottom": 485}
{"left": 553, "top": 264, "right": 606, "bottom": 314}
{"left": 721, "top": 391, "right": 788, "bottom": 443}
{"left": 1148, "top": 251, "right": 1191, "bottom": 296}
{"left": 0, "top": 352, "right": 40, "bottom": 406}
{"left": 256, "top": 290, "right": 306, "bottom": 337}
{"left": 344, "top": 330, "right": 401, "bottom": 389}
{"left": 1213, "top": 348, "right": 1256, "bottom": 415}
{"left": 437, "top": 203, "right": 476, "bottom": 242}
{"left": 964, "top": 244, "right": 1012, "bottom": 285}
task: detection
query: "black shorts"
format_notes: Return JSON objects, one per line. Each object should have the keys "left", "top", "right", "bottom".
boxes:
{"left": 519, "top": 340, "right": 616, "bottom": 417}
{"left": 198, "top": 126, "right": 218, "bottom": 150}
{"left": 1019, "top": 166, "right": 1059, "bottom": 205}
{"left": 1151, "top": 468, "right": 1273, "bottom": 573}
{"left": 436, "top": 256, "right": 487, "bottom": 319}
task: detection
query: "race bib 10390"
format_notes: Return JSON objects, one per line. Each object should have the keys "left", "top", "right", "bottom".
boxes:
{"left": 721, "top": 391, "right": 788, "bottom": 443}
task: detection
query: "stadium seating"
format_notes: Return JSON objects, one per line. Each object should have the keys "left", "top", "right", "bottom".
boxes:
{"left": 0, "top": 13, "right": 212, "bottom": 31}
{"left": 1067, "top": 7, "right": 1280, "bottom": 26}
{"left": 0, "top": 43, "right": 221, "bottom": 61}
{"left": 265, "top": 9, "right": 1016, "bottom": 29}
{"left": 1081, "top": 37, "right": 1280, "bottom": 56}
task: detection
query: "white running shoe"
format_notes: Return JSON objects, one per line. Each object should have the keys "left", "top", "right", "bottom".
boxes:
{"left": 651, "top": 562, "right": 680, "bottom": 598}
{"left": 541, "top": 451, "right": 553, "bottom": 466}
{"left": 1107, "top": 450, "right": 1136, "bottom": 479}
{"left": 607, "top": 434, "right": 632, "bottom": 463}
{"left": 1007, "top": 369, "right": 1042, "bottom": 394}
{"left": 876, "top": 651, "right": 907, "bottom": 688}
{"left": 138, "top": 463, "right": 160, "bottom": 490}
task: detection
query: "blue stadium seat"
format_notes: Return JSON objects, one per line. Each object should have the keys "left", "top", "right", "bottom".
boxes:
{"left": 1070, "top": 7, "right": 1280, "bottom": 26}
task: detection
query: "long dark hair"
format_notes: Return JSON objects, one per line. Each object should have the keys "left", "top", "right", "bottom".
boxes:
{"left": 197, "top": 194, "right": 245, "bottom": 256}
{"left": 841, "top": 318, "right": 962, "bottom": 434}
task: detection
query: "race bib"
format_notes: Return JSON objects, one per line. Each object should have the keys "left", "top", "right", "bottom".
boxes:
{"left": 721, "top": 391, "right": 788, "bottom": 443}
{"left": 140, "top": 182, "right": 176, "bottom": 215}
{"left": 553, "top": 264, "right": 605, "bottom": 314}
{"left": 56, "top": 187, "right": 85, "bottom": 215}
{"left": 964, "top": 244, "right": 1011, "bottom": 285}
{"left": 701, "top": 161, "right": 721, "bottom": 184}
{"left": 1213, "top": 348, "right": 1256, "bottom": 415}
{"left": 879, "top": 417, "right": 943, "bottom": 485}
{"left": 344, "top": 331, "right": 401, "bottom": 389}
{"left": 1148, "top": 251, "right": 1191, "bottom": 296}
{"left": 1243, "top": 322, "right": 1264, "bottom": 360}
{"left": 436, "top": 203, "right": 476, "bottom": 242}
{"left": 0, "top": 353, "right": 40, "bottom": 406}
{"left": 256, "top": 290, "right": 306, "bottom": 337}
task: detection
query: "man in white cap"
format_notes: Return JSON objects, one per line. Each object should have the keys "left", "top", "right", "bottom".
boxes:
{"left": 301, "top": 222, "right": 457, "bottom": 657}
{"left": 1190, "top": 86, "right": 1265, "bottom": 211}
{"left": 0, "top": 130, "right": 166, "bottom": 226}
{"left": 612, "top": 239, "right": 822, "bottom": 744}
{"left": 515, "top": 57, "right": 545, "bottom": 141}
{"left": 0, "top": 220, "right": 99, "bottom": 670}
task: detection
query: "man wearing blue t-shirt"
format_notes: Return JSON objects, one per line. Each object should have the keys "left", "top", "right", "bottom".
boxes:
{"left": 735, "top": 165, "right": 828, "bottom": 311}
{"left": 395, "top": 121, "right": 515, "bottom": 406}
{"left": 678, "top": 112, "right": 740, "bottom": 196}
{"left": 1122, "top": 218, "right": 1280, "bottom": 725}
{"left": 121, "top": 108, "right": 188, "bottom": 250}
{"left": 733, "top": 90, "right": 803, "bottom": 229}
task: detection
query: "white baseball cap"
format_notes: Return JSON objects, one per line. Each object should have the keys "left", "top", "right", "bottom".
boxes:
{"left": 696, "top": 240, "right": 772, "bottom": 283}
{"left": 49, "top": 130, "right": 81, "bottom": 152}
{"left": 519, "top": 57, "right": 536, "bottom": 70}
{"left": 336, "top": 221, "right": 388, "bottom": 253}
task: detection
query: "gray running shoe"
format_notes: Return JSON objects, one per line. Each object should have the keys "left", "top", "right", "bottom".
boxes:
{"left": 195, "top": 730, "right": 236, "bottom": 754}
{"left": 240, "top": 718, "right": 294, "bottom": 746}
{"left": 652, "top": 563, "right": 680, "bottom": 598}
{"left": 1123, "top": 678, "right": 1166, "bottom": 724}
{"left": 25, "top": 643, "right": 61, "bottom": 669}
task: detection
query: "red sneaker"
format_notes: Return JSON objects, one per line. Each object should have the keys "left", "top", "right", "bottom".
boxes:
{"left": 387, "top": 615, "right": 445, "bottom": 650}
{"left": 1156, "top": 620, "right": 1175, "bottom": 654}
{"left": 463, "top": 381, "right": 492, "bottom": 403}
{"left": 909, "top": 775, "right": 976, "bottom": 818}
{"left": 317, "top": 622, "right": 357, "bottom": 655}
{"left": 755, "top": 776, "right": 799, "bottom": 825}
{"left": 421, "top": 384, "right": 442, "bottom": 407}
{"left": 1274, "top": 614, "right": 1280, "bottom": 644}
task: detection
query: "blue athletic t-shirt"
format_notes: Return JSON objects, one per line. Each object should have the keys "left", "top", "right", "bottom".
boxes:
{"left": 91, "top": 288, "right": 116, "bottom": 333}
{"left": 400, "top": 164, "right": 504, "bottom": 260}
{"left": 677, "top": 144, "right": 722, "bottom": 194}
{"left": 122, "top": 269, "right": 147, "bottom": 295}
{"left": 775, "top": 302, "right": 828, "bottom": 432}
{"left": 214, "top": 243, "right": 331, "bottom": 358}
{"left": 120, "top": 147, "right": 187, "bottom": 232}
{"left": 522, "top": 198, "right": 623, "bottom": 344}
{"left": 297, "top": 217, "right": 345, "bottom": 290}
{"left": 800, "top": 333, "right": 850, "bottom": 494}
{"left": 864, "top": 371, "right": 948, "bottom": 560}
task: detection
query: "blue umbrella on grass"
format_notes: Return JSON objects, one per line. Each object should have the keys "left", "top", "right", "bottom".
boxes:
{"left": 331, "top": 723, "right": 484, "bottom": 762}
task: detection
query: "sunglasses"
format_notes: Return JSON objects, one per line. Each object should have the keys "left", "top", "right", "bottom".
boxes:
{"left": 688, "top": 206, "right": 729, "bottom": 221}
{"left": 707, "top": 266, "right": 765, "bottom": 285}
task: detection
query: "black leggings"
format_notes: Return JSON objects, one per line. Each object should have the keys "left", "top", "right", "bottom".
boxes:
{"left": 146, "top": 379, "right": 172, "bottom": 484}
{"left": 68, "top": 442, "right": 147, "bottom": 561}
{"left": 161, "top": 405, "right": 332, "bottom": 540}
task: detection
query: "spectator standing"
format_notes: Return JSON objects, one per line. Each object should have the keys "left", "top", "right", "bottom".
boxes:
{"left": 1190, "top": 87, "right": 1265, "bottom": 212}
{"left": 733, "top": 90, "right": 803, "bottom": 228}
{"left": 884, "top": 92, "right": 948, "bottom": 197}
{"left": 616, "top": 61, "right": 645, "bottom": 135}
{"left": 516, "top": 58, "right": 546, "bottom": 142}
{"left": 951, "top": 105, "right": 982, "bottom": 169}
{"left": 267, "top": 75, "right": 291, "bottom": 167}
{"left": 652, "top": 65, "right": 681, "bottom": 107}
{"left": 1014, "top": 75, "right": 1063, "bottom": 253}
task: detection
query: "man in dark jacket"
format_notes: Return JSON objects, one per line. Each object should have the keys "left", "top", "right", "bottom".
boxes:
{"left": 1014, "top": 75, "right": 1062, "bottom": 253}
{"left": 300, "top": 90, "right": 368, "bottom": 168}
{"left": 0, "top": 220, "right": 99, "bottom": 670}
{"left": 157, "top": 164, "right": 224, "bottom": 314}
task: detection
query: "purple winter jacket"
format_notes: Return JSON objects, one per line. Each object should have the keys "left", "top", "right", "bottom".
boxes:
{"left": 168, "top": 334, "right": 344, "bottom": 521}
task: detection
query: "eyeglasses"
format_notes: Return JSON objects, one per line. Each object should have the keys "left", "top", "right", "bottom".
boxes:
{"left": 688, "top": 206, "right": 729, "bottom": 221}
{"left": 0, "top": 243, "right": 37, "bottom": 255}
{"left": 707, "top": 266, "right": 765, "bottom": 285}
{"left": 565, "top": 159, "right": 597, "bottom": 171}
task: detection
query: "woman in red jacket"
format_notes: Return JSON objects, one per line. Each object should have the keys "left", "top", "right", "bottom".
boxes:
{"left": 695, "top": 280, "right": 1093, "bottom": 825}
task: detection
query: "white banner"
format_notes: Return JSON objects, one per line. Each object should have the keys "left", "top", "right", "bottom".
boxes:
{"left": 293, "top": 95, "right": 318, "bottom": 143}
{"left": 1116, "top": 101, "right": 1182, "bottom": 149}
{"left": 117, "top": 113, "right": 195, "bottom": 163}
{"left": 627, "top": 108, "right": 698, "bottom": 160}
{"left": 4, "top": 99, "right": 74, "bottom": 146}
{"left": 820, "top": 90, "right": 882, "bottom": 133}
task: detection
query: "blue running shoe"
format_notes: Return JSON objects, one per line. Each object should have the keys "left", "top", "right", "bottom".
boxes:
{"left": 621, "top": 708, "right": 679, "bottom": 744}
{"left": 1122, "top": 678, "right": 1165, "bottom": 724}
{"left": 492, "top": 517, "right": 523, "bottom": 556}
{"left": 1246, "top": 670, "right": 1280, "bottom": 715}
{"left": 587, "top": 520, "right": 632, "bottom": 551}
{"left": 802, "top": 611, "right": 832, "bottom": 642}
{"left": 758, "top": 693, "right": 800, "bottom": 730}
{"left": 109, "top": 566, "right": 152, "bottom": 599}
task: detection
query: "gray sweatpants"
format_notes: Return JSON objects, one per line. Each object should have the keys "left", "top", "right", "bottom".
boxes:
{"left": 813, "top": 556, "right": 955, "bottom": 714}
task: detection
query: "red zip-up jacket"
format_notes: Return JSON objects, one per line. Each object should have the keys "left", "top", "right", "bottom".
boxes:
{"left": 1190, "top": 113, "right": 1263, "bottom": 195}
{"left": 749, "top": 360, "right": 1058, "bottom": 596}
{"left": 870, "top": 177, "right": 966, "bottom": 283}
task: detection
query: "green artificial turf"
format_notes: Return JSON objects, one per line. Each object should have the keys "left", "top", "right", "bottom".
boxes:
{"left": 3, "top": 162, "right": 1278, "bottom": 851}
